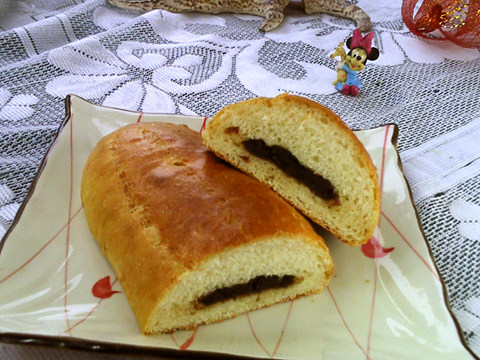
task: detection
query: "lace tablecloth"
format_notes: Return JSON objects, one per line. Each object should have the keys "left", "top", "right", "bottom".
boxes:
{"left": 1, "top": 0, "right": 479, "bottom": 359}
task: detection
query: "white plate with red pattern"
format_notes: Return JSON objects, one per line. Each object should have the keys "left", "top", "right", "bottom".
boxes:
{"left": 0, "top": 95, "right": 475, "bottom": 359}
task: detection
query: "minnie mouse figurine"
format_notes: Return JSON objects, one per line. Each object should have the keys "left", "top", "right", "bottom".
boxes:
{"left": 330, "top": 29, "right": 379, "bottom": 96}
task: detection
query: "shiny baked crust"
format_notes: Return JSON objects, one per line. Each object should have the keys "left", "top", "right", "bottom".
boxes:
{"left": 81, "top": 122, "right": 333, "bottom": 334}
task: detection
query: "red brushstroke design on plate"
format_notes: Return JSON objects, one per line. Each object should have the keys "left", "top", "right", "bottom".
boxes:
{"left": 381, "top": 211, "right": 440, "bottom": 280}
{"left": 247, "top": 300, "right": 294, "bottom": 357}
{"left": 92, "top": 276, "right": 121, "bottom": 299}
{"left": 361, "top": 235, "right": 395, "bottom": 258}
{"left": 200, "top": 116, "right": 208, "bottom": 133}
{"left": 365, "top": 124, "right": 390, "bottom": 357}
{"left": 63, "top": 115, "right": 76, "bottom": 335}
{"left": 0, "top": 206, "right": 83, "bottom": 284}
{"left": 63, "top": 276, "right": 119, "bottom": 334}
{"left": 327, "top": 287, "right": 370, "bottom": 358}
{"left": 171, "top": 328, "right": 198, "bottom": 350}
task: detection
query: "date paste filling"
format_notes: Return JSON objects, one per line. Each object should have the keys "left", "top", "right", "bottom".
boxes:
{"left": 242, "top": 139, "right": 338, "bottom": 201}
{"left": 198, "top": 275, "right": 295, "bottom": 307}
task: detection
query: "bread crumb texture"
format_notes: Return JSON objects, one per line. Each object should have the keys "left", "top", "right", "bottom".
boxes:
{"left": 202, "top": 93, "right": 380, "bottom": 246}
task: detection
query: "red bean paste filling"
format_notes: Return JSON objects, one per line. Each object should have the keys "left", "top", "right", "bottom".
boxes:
{"left": 242, "top": 139, "right": 337, "bottom": 200}
{"left": 198, "top": 275, "right": 295, "bottom": 306}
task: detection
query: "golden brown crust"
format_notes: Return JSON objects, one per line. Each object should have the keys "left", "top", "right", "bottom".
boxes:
{"left": 81, "top": 122, "right": 328, "bottom": 331}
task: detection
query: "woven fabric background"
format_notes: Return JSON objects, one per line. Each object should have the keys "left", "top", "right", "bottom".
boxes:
{"left": 1, "top": 0, "right": 479, "bottom": 358}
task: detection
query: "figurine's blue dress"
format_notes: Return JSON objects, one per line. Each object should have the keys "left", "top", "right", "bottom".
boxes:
{"left": 335, "top": 63, "right": 361, "bottom": 91}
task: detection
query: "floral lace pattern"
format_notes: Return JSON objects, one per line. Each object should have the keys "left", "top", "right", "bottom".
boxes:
{"left": 451, "top": 199, "right": 480, "bottom": 353}
{"left": 451, "top": 199, "right": 480, "bottom": 242}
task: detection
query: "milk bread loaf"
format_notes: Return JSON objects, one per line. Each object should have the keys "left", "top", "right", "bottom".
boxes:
{"left": 202, "top": 94, "right": 380, "bottom": 246}
{"left": 81, "top": 122, "right": 333, "bottom": 334}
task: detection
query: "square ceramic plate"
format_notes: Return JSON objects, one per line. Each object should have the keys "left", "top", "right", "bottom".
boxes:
{"left": 0, "top": 95, "right": 475, "bottom": 360}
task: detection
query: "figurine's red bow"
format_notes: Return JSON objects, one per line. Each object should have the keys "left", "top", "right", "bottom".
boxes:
{"left": 350, "top": 29, "right": 375, "bottom": 54}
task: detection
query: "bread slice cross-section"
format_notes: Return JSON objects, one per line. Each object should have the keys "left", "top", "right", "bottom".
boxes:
{"left": 202, "top": 94, "right": 380, "bottom": 246}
